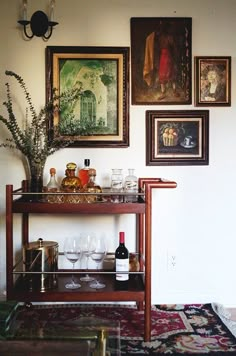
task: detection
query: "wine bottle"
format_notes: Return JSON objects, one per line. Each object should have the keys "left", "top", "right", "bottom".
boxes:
{"left": 115, "top": 231, "right": 129, "bottom": 290}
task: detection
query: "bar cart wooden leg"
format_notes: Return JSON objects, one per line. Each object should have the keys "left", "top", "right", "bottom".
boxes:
{"left": 144, "top": 183, "right": 152, "bottom": 341}
{"left": 6, "top": 185, "right": 14, "bottom": 300}
{"left": 137, "top": 302, "right": 144, "bottom": 311}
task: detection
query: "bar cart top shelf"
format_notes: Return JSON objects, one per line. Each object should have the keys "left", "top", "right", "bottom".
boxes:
{"left": 9, "top": 178, "right": 177, "bottom": 214}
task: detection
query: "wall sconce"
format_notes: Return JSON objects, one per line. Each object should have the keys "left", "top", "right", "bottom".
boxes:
{"left": 18, "top": 0, "right": 58, "bottom": 40}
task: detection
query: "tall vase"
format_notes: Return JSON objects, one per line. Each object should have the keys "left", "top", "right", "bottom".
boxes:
{"left": 25, "top": 158, "right": 46, "bottom": 198}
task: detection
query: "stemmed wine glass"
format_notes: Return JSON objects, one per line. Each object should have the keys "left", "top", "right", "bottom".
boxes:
{"left": 64, "top": 236, "right": 81, "bottom": 289}
{"left": 89, "top": 235, "right": 107, "bottom": 289}
{"left": 80, "top": 232, "right": 96, "bottom": 282}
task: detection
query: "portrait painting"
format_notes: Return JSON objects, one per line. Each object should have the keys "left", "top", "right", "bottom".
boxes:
{"left": 46, "top": 46, "right": 129, "bottom": 147}
{"left": 131, "top": 17, "right": 192, "bottom": 105}
{"left": 195, "top": 56, "right": 231, "bottom": 106}
{"left": 146, "top": 110, "right": 209, "bottom": 166}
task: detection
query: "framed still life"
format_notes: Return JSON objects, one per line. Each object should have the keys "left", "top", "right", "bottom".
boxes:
{"left": 46, "top": 46, "right": 129, "bottom": 147}
{"left": 131, "top": 17, "right": 192, "bottom": 105}
{"left": 146, "top": 110, "right": 209, "bottom": 166}
{"left": 195, "top": 56, "right": 231, "bottom": 106}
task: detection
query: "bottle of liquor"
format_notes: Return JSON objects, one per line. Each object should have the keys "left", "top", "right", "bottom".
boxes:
{"left": 83, "top": 168, "right": 102, "bottom": 203}
{"left": 61, "top": 162, "right": 82, "bottom": 192}
{"left": 46, "top": 167, "right": 60, "bottom": 203}
{"left": 78, "top": 159, "right": 90, "bottom": 186}
{"left": 61, "top": 162, "right": 83, "bottom": 203}
{"left": 115, "top": 231, "right": 129, "bottom": 290}
{"left": 124, "top": 169, "right": 138, "bottom": 203}
{"left": 47, "top": 168, "right": 60, "bottom": 192}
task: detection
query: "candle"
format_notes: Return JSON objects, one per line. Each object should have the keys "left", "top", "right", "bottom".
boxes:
{"left": 50, "top": 0, "right": 55, "bottom": 21}
{"left": 22, "top": 0, "right": 27, "bottom": 21}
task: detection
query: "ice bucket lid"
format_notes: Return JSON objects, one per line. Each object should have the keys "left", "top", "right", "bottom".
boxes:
{"left": 24, "top": 238, "right": 58, "bottom": 251}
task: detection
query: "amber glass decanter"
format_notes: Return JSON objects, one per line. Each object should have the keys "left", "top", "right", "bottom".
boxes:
{"left": 61, "top": 162, "right": 83, "bottom": 203}
{"left": 83, "top": 168, "right": 102, "bottom": 203}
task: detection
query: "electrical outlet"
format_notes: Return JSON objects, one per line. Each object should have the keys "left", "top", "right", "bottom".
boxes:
{"left": 167, "top": 252, "right": 177, "bottom": 271}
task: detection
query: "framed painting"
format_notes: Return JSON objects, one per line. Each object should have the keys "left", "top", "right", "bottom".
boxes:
{"left": 46, "top": 46, "right": 129, "bottom": 147}
{"left": 146, "top": 110, "right": 209, "bottom": 166}
{"left": 195, "top": 56, "right": 231, "bottom": 106}
{"left": 131, "top": 17, "right": 192, "bottom": 105}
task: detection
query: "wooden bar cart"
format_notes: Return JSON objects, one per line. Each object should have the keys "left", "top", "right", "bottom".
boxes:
{"left": 5, "top": 178, "right": 177, "bottom": 341}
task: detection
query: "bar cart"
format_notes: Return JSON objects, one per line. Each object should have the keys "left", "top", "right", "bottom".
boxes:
{"left": 5, "top": 178, "right": 177, "bottom": 341}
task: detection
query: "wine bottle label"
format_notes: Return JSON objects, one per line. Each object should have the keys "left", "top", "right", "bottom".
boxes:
{"left": 116, "top": 258, "right": 129, "bottom": 281}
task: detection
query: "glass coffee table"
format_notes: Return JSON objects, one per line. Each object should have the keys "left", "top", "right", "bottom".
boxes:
{"left": 0, "top": 302, "right": 120, "bottom": 355}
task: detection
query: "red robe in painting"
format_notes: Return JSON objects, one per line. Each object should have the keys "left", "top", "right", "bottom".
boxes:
{"left": 143, "top": 31, "right": 177, "bottom": 87}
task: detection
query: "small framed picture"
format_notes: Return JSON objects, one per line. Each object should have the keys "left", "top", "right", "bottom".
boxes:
{"left": 195, "top": 56, "right": 231, "bottom": 106}
{"left": 146, "top": 110, "right": 209, "bottom": 166}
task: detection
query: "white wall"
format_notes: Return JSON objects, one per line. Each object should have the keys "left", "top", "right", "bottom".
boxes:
{"left": 0, "top": 0, "right": 236, "bottom": 307}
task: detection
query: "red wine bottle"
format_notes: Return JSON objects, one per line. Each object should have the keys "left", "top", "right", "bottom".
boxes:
{"left": 115, "top": 231, "right": 129, "bottom": 290}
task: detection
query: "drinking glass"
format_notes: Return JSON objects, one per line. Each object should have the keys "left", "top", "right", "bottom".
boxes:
{"left": 64, "top": 236, "right": 81, "bottom": 289}
{"left": 89, "top": 236, "right": 107, "bottom": 289}
{"left": 80, "top": 232, "right": 96, "bottom": 282}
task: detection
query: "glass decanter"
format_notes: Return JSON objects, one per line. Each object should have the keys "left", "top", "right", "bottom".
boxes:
{"left": 124, "top": 169, "right": 138, "bottom": 202}
{"left": 111, "top": 169, "right": 123, "bottom": 203}
{"left": 83, "top": 168, "right": 102, "bottom": 203}
{"left": 61, "top": 162, "right": 83, "bottom": 203}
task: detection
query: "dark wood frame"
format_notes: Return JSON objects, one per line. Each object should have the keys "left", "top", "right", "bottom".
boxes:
{"left": 195, "top": 56, "right": 231, "bottom": 106}
{"left": 131, "top": 17, "right": 192, "bottom": 105}
{"left": 146, "top": 110, "right": 209, "bottom": 166}
{"left": 46, "top": 46, "right": 129, "bottom": 147}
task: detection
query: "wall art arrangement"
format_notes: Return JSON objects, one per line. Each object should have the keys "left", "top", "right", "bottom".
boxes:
{"left": 195, "top": 56, "right": 231, "bottom": 106}
{"left": 130, "top": 17, "right": 192, "bottom": 105}
{"left": 46, "top": 46, "right": 129, "bottom": 147}
{"left": 45, "top": 18, "right": 231, "bottom": 163}
{"left": 146, "top": 110, "right": 209, "bottom": 166}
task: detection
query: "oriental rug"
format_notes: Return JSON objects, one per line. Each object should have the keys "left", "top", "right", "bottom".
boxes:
{"left": 2, "top": 303, "right": 236, "bottom": 355}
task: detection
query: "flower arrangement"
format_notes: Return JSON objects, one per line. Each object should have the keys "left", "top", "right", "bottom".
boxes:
{"left": 0, "top": 70, "right": 82, "bottom": 191}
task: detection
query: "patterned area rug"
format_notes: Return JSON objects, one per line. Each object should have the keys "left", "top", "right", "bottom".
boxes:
{"left": 4, "top": 303, "right": 236, "bottom": 355}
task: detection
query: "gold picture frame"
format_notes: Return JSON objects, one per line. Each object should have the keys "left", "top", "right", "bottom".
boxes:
{"left": 46, "top": 46, "right": 129, "bottom": 147}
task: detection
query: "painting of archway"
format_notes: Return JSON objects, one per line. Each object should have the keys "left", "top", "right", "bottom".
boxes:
{"left": 46, "top": 46, "right": 129, "bottom": 147}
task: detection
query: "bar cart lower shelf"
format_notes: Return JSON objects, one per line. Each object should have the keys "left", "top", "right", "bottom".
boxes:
{"left": 5, "top": 178, "right": 177, "bottom": 341}
{"left": 11, "top": 274, "right": 145, "bottom": 302}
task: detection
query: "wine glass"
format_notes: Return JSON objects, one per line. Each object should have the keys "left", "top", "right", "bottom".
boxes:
{"left": 89, "top": 235, "right": 107, "bottom": 289}
{"left": 64, "top": 236, "right": 81, "bottom": 289}
{"left": 80, "top": 232, "right": 96, "bottom": 282}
